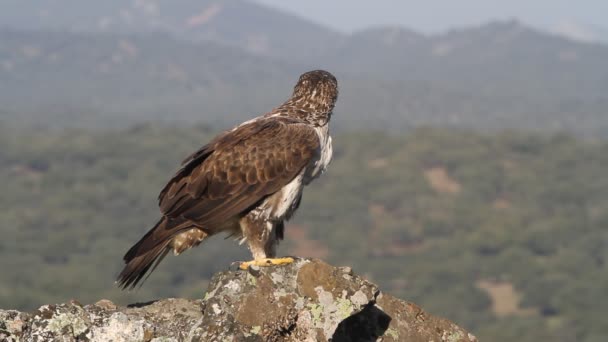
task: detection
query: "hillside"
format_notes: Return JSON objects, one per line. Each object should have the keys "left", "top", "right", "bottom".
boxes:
{"left": 0, "top": 0, "right": 342, "bottom": 61}
{"left": 332, "top": 21, "right": 608, "bottom": 137}
{"left": 0, "top": 29, "right": 299, "bottom": 128}
{"left": 2, "top": 1, "right": 608, "bottom": 135}
{"left": 1, "top": 123, "right": 607, "bottom": 341}
{"left": 1, "top": 25, "right": 608, "bottom": 136}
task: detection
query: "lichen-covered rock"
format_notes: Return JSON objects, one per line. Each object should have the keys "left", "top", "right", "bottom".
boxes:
{"left": 0, "top": 259, "right": 476, "bottom": 342}
{"left": 1, "top": 299, "right": 203, "bottom": 342}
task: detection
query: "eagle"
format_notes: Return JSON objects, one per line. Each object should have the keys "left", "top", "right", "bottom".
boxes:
{"left": 117, "top": 70, "right": 338, "bottom": 289}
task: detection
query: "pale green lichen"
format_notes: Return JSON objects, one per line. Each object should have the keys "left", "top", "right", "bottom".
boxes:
{"left": 250, "top": 326, "right": 261, "bottom": 334}
{"left": 307, "top": 303, "right": 323, "bottom": 326}
{"left": 46, "top": 312, "right": 88, "bottom": 336}
{"left": 335, "top": 297, "right": 355, "bottom": 320}
{"left": 246, "top": 273, "right": 257, "bottom": 286}
{"left": 446, "top": 330, "right": 464, "bottom": 342}
{"left": 385, "top": 328, "right": 399, "bottom": 339}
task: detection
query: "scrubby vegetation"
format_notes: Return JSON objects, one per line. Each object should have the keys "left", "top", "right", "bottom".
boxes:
{"left": 1, "top": 123, "right": 606, "bottom": 341}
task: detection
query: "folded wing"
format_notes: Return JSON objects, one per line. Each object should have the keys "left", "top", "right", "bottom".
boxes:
{"left": 159, "top": 116, "right": 320, "bottom": 230}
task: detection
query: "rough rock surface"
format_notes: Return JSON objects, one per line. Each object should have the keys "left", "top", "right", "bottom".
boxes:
{"left": 1, "top": 259, "right": 476, "bottom": 341}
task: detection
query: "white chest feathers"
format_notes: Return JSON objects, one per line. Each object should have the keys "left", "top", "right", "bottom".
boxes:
{"left": 304, "top": 124, "right": 333, "bottom": 184}
{"left": 270, "top": 172, "right": 305, "bottom": 221}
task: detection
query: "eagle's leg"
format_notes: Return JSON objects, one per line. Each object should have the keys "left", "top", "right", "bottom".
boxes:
{"left": 239, "top": 218, "right": 294, "bottom": 270}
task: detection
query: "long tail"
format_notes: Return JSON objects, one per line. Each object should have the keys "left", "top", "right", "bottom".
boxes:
{"left": 117, "top": 216, "right": 179, "bottom": 290}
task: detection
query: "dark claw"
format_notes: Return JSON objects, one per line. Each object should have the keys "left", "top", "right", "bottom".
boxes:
{"left": 229, "top": 261, "right": 243, "bottom": 271}
{"left": 247, "top": 265, "right": 261, "bottom": 277}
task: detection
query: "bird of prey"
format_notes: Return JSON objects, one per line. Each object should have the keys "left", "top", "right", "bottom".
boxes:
{"left": 117, "top": 70, "right": 338, "bottom": 289}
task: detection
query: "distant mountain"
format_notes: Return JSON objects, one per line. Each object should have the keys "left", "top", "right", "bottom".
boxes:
{"left": 1, "top": 0, "right": 608, "bottom": 137}
{"left": 0, "top": 0, "right": 342, "bottom": 61}
{"left": 326, "top": 21, "right": 608, "bottom": 136}
{"left": 328, "top": 20, "right": 608, "bottom": 92}
{"left": 1, "top": 25, "right": 608, "bottom": 137}
{"left": 551, "top": 21, "right": 608, "bottom": 44}
{"left": 0, "top": 29, "right": 300, "bottom": 128}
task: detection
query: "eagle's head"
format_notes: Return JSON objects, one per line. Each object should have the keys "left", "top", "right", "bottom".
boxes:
{"left": 278, "top": 70, "right": 338, "bottom": 126}
{"left": 293, "top": 70, "right": 338, "bottom": 111}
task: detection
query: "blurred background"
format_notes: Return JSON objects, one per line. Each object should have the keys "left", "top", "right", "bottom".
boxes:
{"left": 1, "top": 1, "right": 607, "bottom": 341}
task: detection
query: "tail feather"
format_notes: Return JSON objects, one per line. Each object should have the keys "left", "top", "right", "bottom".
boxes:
{"left": 117, "top": 242, "right": 170, "bottom": 289}
{"left": 117, "top": 217, "right": 177, "bottom": 289}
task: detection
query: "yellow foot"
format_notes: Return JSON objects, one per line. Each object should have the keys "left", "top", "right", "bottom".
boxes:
{"left": 239, "top": 257, "right": 295, "bottom": 270}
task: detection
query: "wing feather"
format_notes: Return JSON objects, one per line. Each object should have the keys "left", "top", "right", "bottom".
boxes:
{"left": 157, "top": 117, "right": 320, "bottom": 233}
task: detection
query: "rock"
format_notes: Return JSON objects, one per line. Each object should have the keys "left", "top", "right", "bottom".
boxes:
{"left": 0, "top": 259, "right": 476, "bottom": 342}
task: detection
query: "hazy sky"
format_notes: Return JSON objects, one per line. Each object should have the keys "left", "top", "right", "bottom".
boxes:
{"left": 253, "top": 0, "right": 608, "bottom": 35}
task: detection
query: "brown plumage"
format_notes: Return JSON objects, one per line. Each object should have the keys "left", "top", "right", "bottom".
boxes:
{"left": 117, "top": 70, "right": 338, "bottom": 289}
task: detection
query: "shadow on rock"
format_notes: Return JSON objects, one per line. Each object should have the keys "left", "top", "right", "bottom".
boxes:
{"left": 126, "top": 299, "right": 159, "bottom": 308}
{"left": 331, "top": 302, "right": 391, "bottom": 342}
